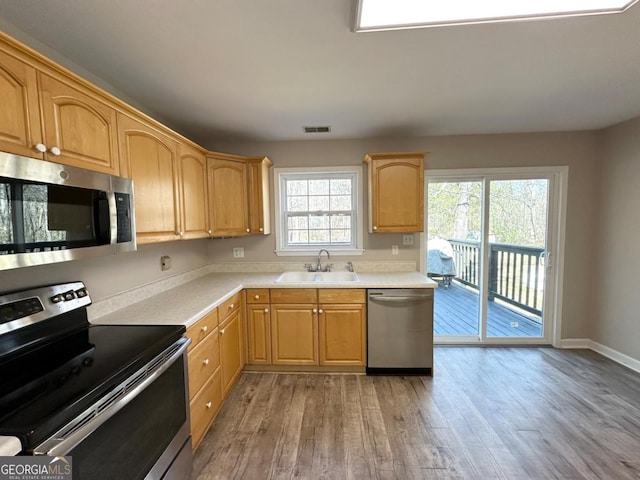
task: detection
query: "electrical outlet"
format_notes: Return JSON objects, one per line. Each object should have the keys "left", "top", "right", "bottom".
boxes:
{"left": 160, "top": 255, "right": 172, "bottom": 271}
{"left": 233, "top": 247, "right": 244, "bottom": 258}
{"left": 392, "top": 245, "right": 399, "bottom": 255}
{"left": 403, "top": 234, "right": 414, "bottom": 246}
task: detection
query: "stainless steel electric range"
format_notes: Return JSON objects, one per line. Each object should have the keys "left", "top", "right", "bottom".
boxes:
{"left": 0, "top": 281, "right": 192, "bottom": 479}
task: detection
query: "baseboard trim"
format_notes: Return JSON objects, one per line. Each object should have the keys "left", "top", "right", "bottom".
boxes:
{"left": 559, "top": 338, "right": 591, "bottom": 349}
{"left": 589, "top": 340, "right": 640, "bottom": 374}
{"left": 560, "top": 338, "right": 640, "bottom": 373}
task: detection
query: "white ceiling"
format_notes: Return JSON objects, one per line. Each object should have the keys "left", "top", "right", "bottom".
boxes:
{"left": 1, "top": 0, "right": 640, "bottom": 144}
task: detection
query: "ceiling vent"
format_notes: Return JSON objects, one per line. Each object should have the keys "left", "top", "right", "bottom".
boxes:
{"left": 303, "top": 126, "right": 331, "bottom": 134}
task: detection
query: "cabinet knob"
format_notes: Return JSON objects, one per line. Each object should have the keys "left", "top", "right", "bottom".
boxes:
{"left": 221, "top": 328, "right": 225, "bottom": 334}
{"left": 208, "top": 230, "right": 212, "bottom": 235}
{"left": 179, "top": 231, "right": 184, "bottom": 237}
{"left": 318, "top": 309, "right": 323, "bottom": 314}
{"left": 264, "top": 308, "right": 269, "bottom": 313}
{"left": 259, "top": 227, "right": 264, "bottom": 232}
{"left": 312, "top": 308, "right": 317, "bottom": 313}
{"left": 201, "top": 325, "right": 208, "bottom": 332}
{"left": 246, "top": 228, "right": 250, "bottom": 233}
{"left": 206, "top": 401, "right": 212, "bottom": 409}
{"left": 49, "top": 146, "right": 61, "bottom": 156}
{"left": 373, "top": 226, "right": 378, "bottom": 231}
{"left": 203, "top": 358, "right": 210, "bottom": 366}
{"left": 254, "top": 295, "right": 260, "bottom": 300}
{"left": 34, "top": 143, "right": 47, "bottom": 153}
{"left": 229, "top": 303, "right": 234, "bottom": 309}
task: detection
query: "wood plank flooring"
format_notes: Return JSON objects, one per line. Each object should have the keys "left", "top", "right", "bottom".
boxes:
{"left": 435, "top": 283, "right": 543, "bottom": 337}
{"left": 192, "top": 347, "right": 640, "bottom": 480}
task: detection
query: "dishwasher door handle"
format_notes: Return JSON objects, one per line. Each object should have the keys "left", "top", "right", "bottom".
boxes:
{"left": 369, "top": 295, "right": 432, "bottom": 302}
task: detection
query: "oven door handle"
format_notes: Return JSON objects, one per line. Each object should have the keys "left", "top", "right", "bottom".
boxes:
{"left": 34, "top": 336, "right": 191, "bottom": 456}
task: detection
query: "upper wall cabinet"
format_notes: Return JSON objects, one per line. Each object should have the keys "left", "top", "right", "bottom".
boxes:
{"left": 178, "top": 143, "right": 210, "bottom": 239}
{"left": 0, "top": 41, "right": 120, "bottom": 175}
{"left": 207, "top": 155, "right": 249, "bottom": 237}
{"left": 0, "top": 48, "right": 42, "bottom": 158}
{"left": 38, "top": 74, "right": 120, "bottom": 175}
{"left": 118, "top": 113, "right": 181, "bottom": 244}
{"left": 364, "top": 152, "right": 425, "bottom": 233}
{"left": 246, "top": 156, "right": 272, "bottom": 235}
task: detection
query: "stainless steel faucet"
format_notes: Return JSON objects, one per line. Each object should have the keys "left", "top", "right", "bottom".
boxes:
{"left": 316, "top": 249, "right": 330, "bottom": 272}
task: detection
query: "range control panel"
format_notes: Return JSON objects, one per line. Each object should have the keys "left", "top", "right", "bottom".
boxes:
{"left": 0, "top": 297, "right": 44, "bottom": 325}
{"left": 0, "top": 281, "right": 91, "bottom": 334}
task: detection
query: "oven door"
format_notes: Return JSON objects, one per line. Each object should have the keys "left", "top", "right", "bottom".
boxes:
{"left": 34, "top": 338, "right": 192, "bottom": 480}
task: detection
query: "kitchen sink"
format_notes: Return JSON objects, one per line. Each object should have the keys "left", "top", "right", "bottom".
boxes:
{"left": 316, "top": 272, "right": 360, "bottom": 282}
{"left": 275, "top": 271, "right": 360, "bottom": 283}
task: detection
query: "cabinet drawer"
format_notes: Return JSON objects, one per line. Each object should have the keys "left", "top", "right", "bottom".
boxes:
{"left": 188, "top": 329, "right": 220, "bottom": 398}
{"left": 190, "top": 367, "right": 222, "bottom": 449}
{"left": 318, "top": 289, "right": 366, "bottom": 304}
{"left": 246, "top": 288, "right": 270, "bottom": 304}
{"left": 270, "top": 288, "right": 317, "bottom": 304}
{"left": 219, "top": 291, "right": 242, "bottom": 320}
{"left": 185, "top": 309, "right": 218, "bottom": 352}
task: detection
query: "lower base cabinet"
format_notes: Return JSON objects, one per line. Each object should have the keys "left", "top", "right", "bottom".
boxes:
{"left": 189, "top": 367, "right": 222, "bottom": 448}
{"left": 247, "top": 288, "right": 366, "bottom": 367}
{"left": 220, "top": 308, "right": 243, "bottom": 396}
{"left": 271, "top": 305, "right": 318, "bottom": 365}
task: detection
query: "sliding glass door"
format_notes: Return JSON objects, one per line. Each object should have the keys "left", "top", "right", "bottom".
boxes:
{"left": 426, "top": 168, "right": 563, "bottom": 345}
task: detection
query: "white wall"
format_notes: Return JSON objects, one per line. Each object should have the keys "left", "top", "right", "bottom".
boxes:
{"left": 595, "top": 117, "right": 640, "bottom": 361}
{"left": 0, "top": 240, "right": 210, "bottom": 302}
{"left": 210, "top": 131, "right": 601, "bottom": 341}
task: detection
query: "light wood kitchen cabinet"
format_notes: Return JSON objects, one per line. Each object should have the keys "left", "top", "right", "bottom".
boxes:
{"left": 246, "top": 156, "right": 272, "bottom": 235}
{"left": 0, "top": 44, "right": 120, "bottom": 175}
{"left": 178, "top": 143, "right": 209, "bottom": 239}
{"left": 271, "top": 304, "right": 319, "bottom": 365}
{"left": 185, "top": 308, "right": 222, "bottom": 451}
{"left": 364, "top": 152, "right": 425, "bottom": 233}
{"left": 0, "top": 47, "right": 42, "bottom": 158}
{"left": 246, "top": 289, "right": 271, "bottom": 365}
{"left": 319, "top": 304, "right": 366, "bottom": 366}
{"left": 117, "top": 113, "right": 181, "bottom": 243}
{"left": 190, "top": 366, "right": 222, "bottom": 449}
{"left": 270, "top": 289, "right": 319, "bottom": 366}
{"left": 218, "top": 291, "right": 244, "bottom": 396}
{"left": 219, "top": 308, "right": 243, "bottom": 395}
{"left": 38, "top": 74, "right": 120, "bottom": 175}
{"left": 207, "top": 155, "right": 249, "bottom": 237}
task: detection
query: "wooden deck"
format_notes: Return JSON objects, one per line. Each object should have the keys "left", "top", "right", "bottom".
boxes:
{"left": 434, "top": 281, "right": 543, "bottom": 337}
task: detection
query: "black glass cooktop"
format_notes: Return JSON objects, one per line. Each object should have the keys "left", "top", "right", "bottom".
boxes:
{"left": 0, "top": 320, "right": 184, "bottom": 450}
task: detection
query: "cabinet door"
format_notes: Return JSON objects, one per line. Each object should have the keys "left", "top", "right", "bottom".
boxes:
{"left": 271, "top": 305, "right": 318, "bottom": 365}
{"left": 178, "top": 143, "right": 209, "bottom": 239}
{"left": 117, "top": 113, "right": 180, "bottom": 243}
{"left": 0, "top": 48, "right": 42, "bottom": 158}
{"left": 366, "top": 154, "right": 424, "bottom": 233}
{"left": 246, "top": 157, "right": 272, "bottom": 235}
{"left": 188, "top": 328, "right": 220, "bottom": 398}
{"left": 220, "top": 309, "right": 243, "bottom": 396}
{"left": 246, "top": 304, "right": 271, "bottom": 364}
{"left": 39, "top": 74, "right": 120, "bottom": 175}
{"left": 207, "top": 157, "right": 249, "bottom": 236}
{"left": 319, "top": 304, "right": 366, "bottom": 366}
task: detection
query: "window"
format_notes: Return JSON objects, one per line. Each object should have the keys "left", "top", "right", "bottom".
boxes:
{"left": 355, "top": 0, "right": 637, "bottom": 31}
{"left": 274, "top": 167, "right": 364, "bottom": 256}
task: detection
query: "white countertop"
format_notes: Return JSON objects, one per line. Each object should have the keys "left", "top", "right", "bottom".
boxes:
{"left": 90, "top": 271, "right": 437, "bottom": 328}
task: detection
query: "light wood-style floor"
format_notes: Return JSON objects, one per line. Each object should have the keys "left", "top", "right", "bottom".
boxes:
{"left": 192, "top": 347, "right": 640, "bottom": 479}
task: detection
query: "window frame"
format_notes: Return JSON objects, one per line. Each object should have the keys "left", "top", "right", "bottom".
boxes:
{"left": 273, "top": 166, "right": 364, "bottom": 256}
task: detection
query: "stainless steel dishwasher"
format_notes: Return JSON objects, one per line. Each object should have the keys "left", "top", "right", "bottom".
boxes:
{"left": 367, "top": 289, "right": 434, "bottom": 375}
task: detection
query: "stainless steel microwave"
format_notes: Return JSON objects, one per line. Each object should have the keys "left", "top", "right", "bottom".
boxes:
{"left": 0, "top": 151, "right": 136, "bottom": 270}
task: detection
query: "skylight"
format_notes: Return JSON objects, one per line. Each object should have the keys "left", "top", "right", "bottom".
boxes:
{"left": 355, "top": 0, "right": 638, "bottom": 31}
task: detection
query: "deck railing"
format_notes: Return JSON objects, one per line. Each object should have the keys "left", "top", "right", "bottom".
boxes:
{"left": 448, "top": 239, "right": 545, "bottom": 316}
